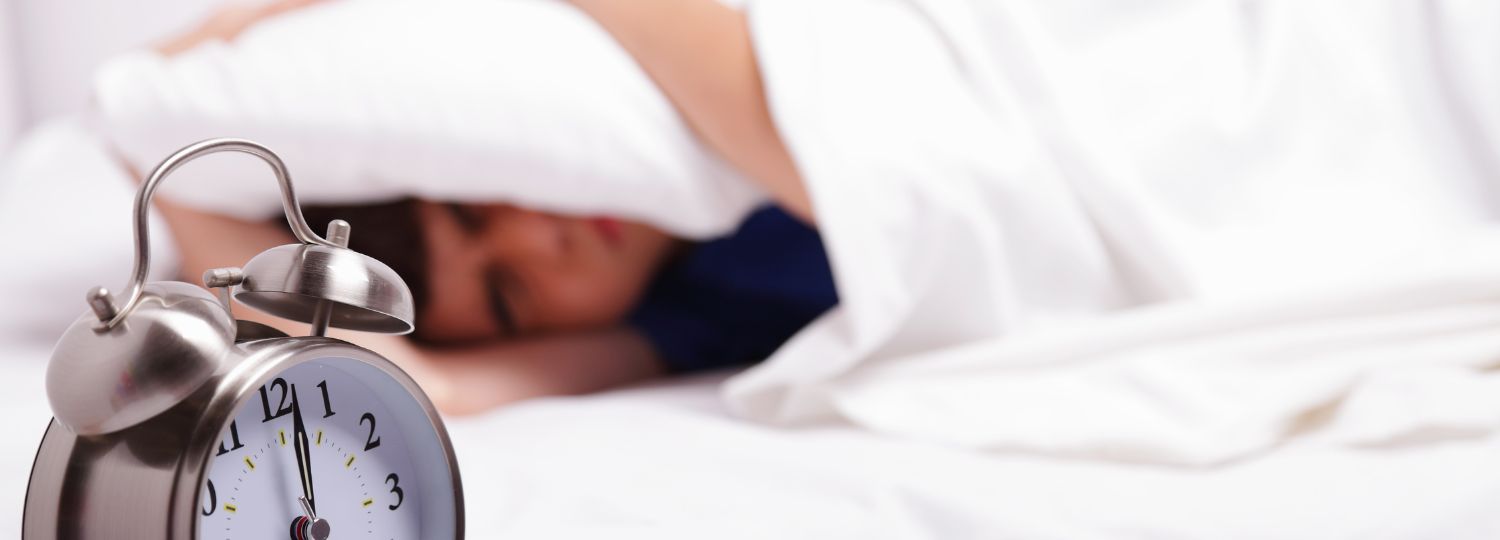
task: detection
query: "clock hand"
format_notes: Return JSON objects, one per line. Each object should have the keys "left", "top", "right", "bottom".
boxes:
{"left": 299, "top": 496, "right": 316, "bottom": 520}
{"left": 290, "top": 384, "right": 316, "bottom": 516}
{"left": 296, "top": 497, "right": 332, "bottom": 540}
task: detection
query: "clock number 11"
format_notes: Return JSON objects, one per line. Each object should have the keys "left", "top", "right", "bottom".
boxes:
{"left": 215, "top": 422, "right": 243, "bottom": 456}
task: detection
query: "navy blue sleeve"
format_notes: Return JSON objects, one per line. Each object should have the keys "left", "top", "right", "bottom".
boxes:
{"left": 628, "top": 206, "right": 839, "bottom": 373}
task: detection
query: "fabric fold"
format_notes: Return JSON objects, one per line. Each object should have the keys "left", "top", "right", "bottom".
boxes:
{"left": 731, "top": 0, "right": 1500, "bottom": 464}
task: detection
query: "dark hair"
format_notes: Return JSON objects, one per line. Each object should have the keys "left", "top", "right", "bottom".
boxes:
{"left": 299, "top": 198, "right": 430, "bottom": 313}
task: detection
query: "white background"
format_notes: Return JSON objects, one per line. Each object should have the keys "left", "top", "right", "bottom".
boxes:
{"left": 0, "top": 0, "right": 219, "bottom": 160}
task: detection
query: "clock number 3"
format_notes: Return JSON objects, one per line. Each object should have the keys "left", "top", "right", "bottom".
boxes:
{"left": 385, "top": 473, "right": 404, "bottom": 511}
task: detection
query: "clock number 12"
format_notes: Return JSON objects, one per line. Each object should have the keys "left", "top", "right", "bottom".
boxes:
{"left": 258, "top": 378, "right": 292, "bottom": 422}
{"left": 260, "top": 378, "right": 336, "bottom": 422}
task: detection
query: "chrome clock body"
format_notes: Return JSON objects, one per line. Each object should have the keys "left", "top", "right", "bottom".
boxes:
{"left": 24, "top": 138, "right": 463, "bottom": 539}
{"left": 24, "top": 337, "right": 464, "bottom": 539}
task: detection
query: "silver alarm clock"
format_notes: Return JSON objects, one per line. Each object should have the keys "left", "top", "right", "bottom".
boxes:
{"left": 23, "top": 139, "right": 464, "bottom": 539}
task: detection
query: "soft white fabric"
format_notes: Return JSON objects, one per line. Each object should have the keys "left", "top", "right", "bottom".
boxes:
{"left": 728, "top": 0, "right": 1500, "bottom": 464}
{"left": 94, "top": 0, "right": 763, "bottom": 239}
{"left": 1, "top": 338, "right": 1498, "bottom": 539}
{"left": 452, "top": 381, "right": 1500, "bottom": 540}
{"left": 0, "top": 3, "right": 22, "bottom": 155}
{"left": 5, "top": 10, "right": 1500, "bottom": 532}
{"left": 0, "top": 117, "right": 179, "bottom": 345}
{"left": 88, "top": 0, "right": 1500, "bottom": 466}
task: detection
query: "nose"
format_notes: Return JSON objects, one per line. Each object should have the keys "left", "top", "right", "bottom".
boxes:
{"left": 486, "top": 207, "right": 567, "bottom": 263}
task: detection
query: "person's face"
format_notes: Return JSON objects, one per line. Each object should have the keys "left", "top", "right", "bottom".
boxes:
{"left": 413, "top": 201, "right": 680, "bottom": 343}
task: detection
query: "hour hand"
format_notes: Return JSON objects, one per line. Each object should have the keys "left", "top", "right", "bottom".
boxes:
{"left": 290, "top": 384, "right": 315, "bottom": 515}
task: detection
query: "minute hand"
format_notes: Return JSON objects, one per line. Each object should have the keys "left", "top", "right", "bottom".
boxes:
{"left": 290, "top": 384, "right": 316, "bottom": 516}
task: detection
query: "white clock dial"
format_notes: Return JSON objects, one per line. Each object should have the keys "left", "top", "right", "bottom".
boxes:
{"left": 198, "top": 357, "right": 458, "bottom": 539}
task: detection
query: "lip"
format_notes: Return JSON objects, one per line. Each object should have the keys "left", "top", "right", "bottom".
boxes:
{"left": 589, "top": 217, "right": 624, "bottom": 248}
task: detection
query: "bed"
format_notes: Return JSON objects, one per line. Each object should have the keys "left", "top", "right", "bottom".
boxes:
{"left": 2, "top": 340, "right": 1499, "bottom": 539}
{"left": 2, "top": 121, "right": 1499, "bottom": 539}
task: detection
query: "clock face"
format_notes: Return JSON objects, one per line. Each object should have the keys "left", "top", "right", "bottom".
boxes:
{"left": 197, "top": 357, "right": 458, "bottom": 539}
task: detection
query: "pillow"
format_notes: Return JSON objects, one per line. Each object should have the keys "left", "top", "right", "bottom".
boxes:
{"left": 93, "top": 0, "right": 762, "bottom": 239}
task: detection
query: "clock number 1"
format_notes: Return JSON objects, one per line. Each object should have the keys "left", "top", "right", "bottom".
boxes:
{"left": 316, "top": 380, "right": 335, "bottom": 418}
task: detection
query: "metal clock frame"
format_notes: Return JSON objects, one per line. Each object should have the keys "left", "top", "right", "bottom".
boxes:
{"left": 23, "top": 328, "right": 466, "bottom": 539}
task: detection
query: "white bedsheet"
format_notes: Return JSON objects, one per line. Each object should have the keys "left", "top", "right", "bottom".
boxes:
{"left": 1, "top": 339, "right": 1498, "bottom": 538}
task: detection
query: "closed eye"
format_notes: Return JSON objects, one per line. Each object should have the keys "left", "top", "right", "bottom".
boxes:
{"left": 444, "top": 203, "right": 487, "bottom": 235}
{"left": 484, "top": 266, "right": 519, "bottom": 337}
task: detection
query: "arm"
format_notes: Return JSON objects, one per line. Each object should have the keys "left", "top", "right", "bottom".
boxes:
{"left": 156, "top": 0, "right": 325, "bottom": 55}
{"left": 409, "top": 328, "right": 663, "bottom": 415}
{"left": 568, "top": 0, "right": 814, "bottom": 223}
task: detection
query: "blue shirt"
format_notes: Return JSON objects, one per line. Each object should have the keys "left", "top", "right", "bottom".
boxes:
{"left": 628, "top": 206, "right": 839, "bottom": 373}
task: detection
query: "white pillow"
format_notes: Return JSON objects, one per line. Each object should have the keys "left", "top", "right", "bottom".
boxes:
{"left": 93, "top": 0, "right": 761, "bottom": 239}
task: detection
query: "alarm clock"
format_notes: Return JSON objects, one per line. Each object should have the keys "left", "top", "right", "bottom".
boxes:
{"left": 23, "top": 139, "right": 464, "bottom": 539}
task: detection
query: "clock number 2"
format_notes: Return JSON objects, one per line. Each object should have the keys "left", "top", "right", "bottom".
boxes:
{"left": 360, "top": 412, "right": 382, "bottom": 451}
{"left": 258, "top": 378, "right": 292, "bottom": 422}
{"left": 385, "top": 473, "right": 405, "bottom": 511}
{"left": 215, "top": 421, "right": 244, "bottom": 456}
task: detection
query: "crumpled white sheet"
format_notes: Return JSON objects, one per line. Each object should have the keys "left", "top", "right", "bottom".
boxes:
{"left": 90, "top": 0, "right": 1500, "bottom": 465}
{"left": 729, "top": 0, "right": 1500, "bottom": 465}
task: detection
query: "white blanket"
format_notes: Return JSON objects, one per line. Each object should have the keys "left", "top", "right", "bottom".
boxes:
{"left": 91, "top": 0, "right": 1500, "bottom": 466}
{"left": 729, "top": 0, "right": 1500, "bottom": 464}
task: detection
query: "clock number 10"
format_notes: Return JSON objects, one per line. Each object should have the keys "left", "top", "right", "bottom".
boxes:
{"left": 201, "top": 479, "right": 217, "bottom": 516}
{"left": 258, "top": 378, "right": 336, "bottom": 422}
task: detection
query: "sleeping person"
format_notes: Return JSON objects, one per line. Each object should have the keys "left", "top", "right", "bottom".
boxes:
{"left": 126, "top": 0, "right": 1500, "bottom": 463}
{"left": 149, "top": 0, "right": 828, "bottom": 415}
